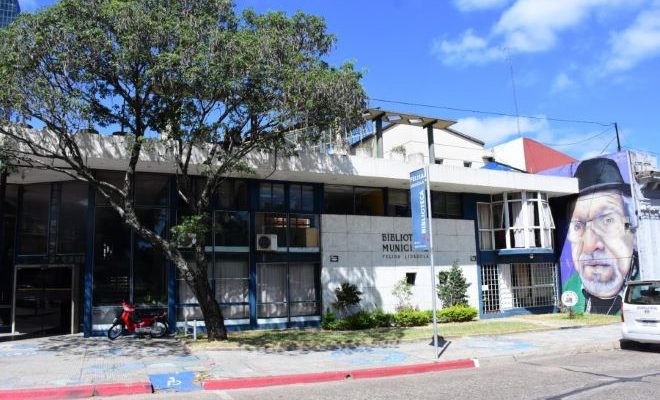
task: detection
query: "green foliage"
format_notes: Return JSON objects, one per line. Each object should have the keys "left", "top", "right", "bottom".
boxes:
{"left": 437, "top": 260, "right": 470, "bottom": 308}
{"left": 371, "top": 309, "right": 394, "bottom": 328}
{"left": 171, "top": 215, "right": 208, "bottom": 247}
{"left": 391, "top": 277, "right": 413, "bottom": 311}
{"left": 438, "top": 305, "right": 477, "bottom": 322}
{"left": 321, "top": 309, "right": 339, "bottom": 330}
{"left": 332, "top": 282, "right": 362, "bottom": 315}
{"left": 392, "top": 308, "right": 431, "bottom": 327}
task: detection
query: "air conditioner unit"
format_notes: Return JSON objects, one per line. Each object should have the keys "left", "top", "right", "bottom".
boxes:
{"left": 256, "top": 234, "right": 278, "bottom": 251}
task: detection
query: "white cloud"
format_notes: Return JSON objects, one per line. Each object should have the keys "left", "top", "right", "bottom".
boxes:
{"left": 604, "top": 5, "right": 660, "bottom": 72}
{"left": 550, "top": 72, "right": 577, "bottom": 93}
{"left": 431, "top": 29, "right": 505, "bottom": 65}
{"left": 453, "top": 115, "right": 549, "bottom": 144}
{"left": 454, "top": 0, "right": 512, "bottom": 12}
{"left": 435, "top": 0, "right": 638, "bottom": 66}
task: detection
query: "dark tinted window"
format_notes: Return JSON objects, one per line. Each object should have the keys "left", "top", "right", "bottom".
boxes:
{"left": 214, "top": 211, "right": 250, "bottom": 248}
{"left": 58, "top": 182, "right": 88, "bottom": 254}
{"left": 19, "top": 184, "right": 50, "bottom": 254}
{"left": 388, "top": 189, "right": 410, "bottom": 217}
{"left": 289, "top": 184, "right": 315, "bottom": 212}
{"left": 133, "top": 208, "right": 168, "bottom": 305}
{"left": 355, "top": 187, "right": 384, "bottom": 216}
{"left": 217, "top": 180, "right": 249, "bottom": 210}
{"left": 431, "top": 192, "right": 462, "bottom": 218}
{"left": 323, "top": 185, "right": 353, "bottom": 214}
{"left": 626, "top": 283, "right": 660, "bottom": 305}
{"left": 259, "top": 183, "right": 285, "bottom": 211}
{"left": 135, "top": 174, "right": 169, "bottom": 207}
{"left": 93, "top": 208, "right": 130, "bottom": 305}
{"left": 95, "top": 171, "right": 125, "bottom": 206}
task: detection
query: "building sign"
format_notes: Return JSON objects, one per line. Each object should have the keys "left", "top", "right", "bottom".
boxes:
{"left": 410, "top": 168, "right": 430, "bottom": 252}
{"left": 381, "top": 233, "right": 429, "bottom": 259}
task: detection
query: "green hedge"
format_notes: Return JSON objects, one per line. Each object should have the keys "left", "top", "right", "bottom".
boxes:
{"left": 438, "top": 304, "right": 477, "bottom": 322}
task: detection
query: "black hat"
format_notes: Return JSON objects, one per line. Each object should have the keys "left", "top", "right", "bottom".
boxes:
{"left": 574, "top": 157, "right": 630, "bottom": 195}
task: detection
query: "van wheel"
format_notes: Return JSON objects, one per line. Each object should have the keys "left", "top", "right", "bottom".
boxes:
{"left": 620, "top": 339, "right": 636, "bottom": 350}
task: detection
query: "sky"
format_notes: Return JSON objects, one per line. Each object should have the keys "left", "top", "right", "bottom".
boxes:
{"left": 18, "top": 0, "right": 660, "bottom": 160}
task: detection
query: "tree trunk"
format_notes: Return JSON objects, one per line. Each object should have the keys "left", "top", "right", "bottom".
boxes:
{"left": 175, "top": 257, "right": 227, "bottom": 341}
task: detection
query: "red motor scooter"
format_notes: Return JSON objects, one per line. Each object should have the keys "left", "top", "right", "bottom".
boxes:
{"left": 107, "top": 300, "right": 168, "bottom": 340}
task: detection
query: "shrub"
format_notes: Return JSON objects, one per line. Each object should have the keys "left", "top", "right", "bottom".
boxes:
{"left": 321, "top": 309, "right": 340, "bottom": 330}
{"left": 437, "top": 260, "right": 470, "bottom": 307}
{"left": 333, "top": 282, "right": 362, "bottom": 316}
{"left": 392, "top": 308, "right": 431, "bottom": 327}
{"left": 438, "top": 304, "right": 477, "bottom": 322}
{"left": 391, "top": 277, "right": 413, "bottom": 311}
{"left": 372, "top": 309, "right": 394, "bottom": 328}
{"left": 336, "top": 311, "right": 375, "bottom": 330}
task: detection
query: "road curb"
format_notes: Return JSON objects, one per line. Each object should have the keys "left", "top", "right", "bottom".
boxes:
{"left": 0, "top": 382, "right": 152, "bottom": 399}
{"left": 203, "top": 358, "right": 478, "bottom": 390}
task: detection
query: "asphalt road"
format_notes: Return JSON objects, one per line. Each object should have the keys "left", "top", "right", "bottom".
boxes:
{"left": 103, "top": 343, "right": 660, "bottom": 400}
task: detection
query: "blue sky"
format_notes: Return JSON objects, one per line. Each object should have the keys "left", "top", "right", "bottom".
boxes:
{"left": 20, "top": 0, "right": 660, "bottom": 160}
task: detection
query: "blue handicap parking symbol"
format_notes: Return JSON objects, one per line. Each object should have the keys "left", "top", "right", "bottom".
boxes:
{"left": 149, "top": 371, "right": 199, "bottom": 392}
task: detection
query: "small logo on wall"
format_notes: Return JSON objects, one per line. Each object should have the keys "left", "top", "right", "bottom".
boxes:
{"left": 561, "top": 291, "right": 578, "bottom": 307}
{"left": 330, "top": 255, "right": 339, "bottom": 263}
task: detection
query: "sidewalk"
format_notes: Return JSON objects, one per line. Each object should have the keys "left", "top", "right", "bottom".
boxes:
{"left": 0, "top": 322, "right": 622, "bottom": 397}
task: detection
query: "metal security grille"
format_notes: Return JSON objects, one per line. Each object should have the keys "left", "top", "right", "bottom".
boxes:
{"left": 510, "top": 263, "right": 557, "bottom": 308}
{"left": 481, "top": 264, "right": 500, "bottom": 314}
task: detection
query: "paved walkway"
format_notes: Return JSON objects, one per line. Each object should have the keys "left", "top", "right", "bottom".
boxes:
{"left": 0, "top": 322, "right": 622, "bottom": 395}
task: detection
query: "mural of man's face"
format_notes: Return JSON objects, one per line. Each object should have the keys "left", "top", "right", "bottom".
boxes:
{"left": 568, "top": 189, "right": 634, "bottom": 298}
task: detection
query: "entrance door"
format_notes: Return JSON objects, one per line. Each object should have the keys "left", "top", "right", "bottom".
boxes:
{"left": 13, "top": 265, "right": 74, "bottom": 336}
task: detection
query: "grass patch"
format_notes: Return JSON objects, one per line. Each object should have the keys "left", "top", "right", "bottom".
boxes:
{"left": 514, "top": 313, "right": 620, "bottom": 325}
{"left": 185, "top": 319, "right": 545, "bottom": 350}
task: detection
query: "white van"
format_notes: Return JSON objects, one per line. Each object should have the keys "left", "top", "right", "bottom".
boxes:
{"left": 621, "top": 280, "right": 660, "bottom": 345}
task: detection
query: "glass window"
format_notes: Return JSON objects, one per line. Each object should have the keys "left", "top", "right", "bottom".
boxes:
{"left": 477, "top": 203, "right": 493, "bottom": 250}
{"left": 259, "top": 183, "right": 285, "bottom": 211}
{"left": 323, "top": 185, "right": 353, "bottom": 214}
{"left": 135, "top": 174, "right": 169, "bottom": 207}
{"left": 133, "top": 208, "right": 168, "bottom": 305}
{"left": 289, "top": 184, "right": 315, "bottom": 212}
{"left": 93, "top": 208, "right": 130, "bottom": 305}
{"left": 95, "top": 171, "right": 125, "bottom": 206}
{"left": 431, "top": 192, "right": 462, "bottom": 218}
{"left": 289, "top": 214, "right": 320, "bottom": 251}
{"left": 213, "top": 256, "right": 249, "bottom": 319}
{"left": 1, "top": 185, "right": 18, "bottom": 306}
{"left": 213, "top": 211, "right": 249, "bottom": 250}
{"left": 355, "top": 187, "right": 384, "bottom": 216}
{"left": 255, "top": 212, "right": 288, "bottom": 250}
{"left": 58, "top": 182, "right": 88, "bottom": 254}
{"left": 289, "top": 263, "right": 319, "bottom": 316}
{"left": 388, "top": 189, "right": 410, "bottom": 217}
{"left": 19, "top": 184, "right": 50, "bottom": 254}
{"left": 257, "top": 263, "right": 288, "bottom": 318}
{"left": 217, "top": 180, "right": 249, "bottom": 210}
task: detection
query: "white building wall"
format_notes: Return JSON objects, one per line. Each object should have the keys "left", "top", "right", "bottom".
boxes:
{"left": 491, "top": 138, "right": 526, "bottom": 171}
{"left": 630, "top": 151, "right": 660, "bottom": 279}
{"left": 321, "top": 214, "right": 479, "bottom": 313}
{"left": 355, "top": 124, "right": 487, "bottom": 168}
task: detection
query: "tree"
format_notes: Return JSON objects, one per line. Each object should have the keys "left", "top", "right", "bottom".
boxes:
{"left": 0, "top": 0, "right": 366, "bottom": 340}
{"left": 391, "top": 277, "right": 413, "bottom": 311}
{"left": 437, "top": 260, "right": 470, "bottom": 307}
{"left": 332, "top": 282, "right": 362, "bottom": 317}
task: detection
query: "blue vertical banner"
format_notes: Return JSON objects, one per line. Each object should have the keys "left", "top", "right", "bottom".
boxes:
{"left": 410, "top": 168, "right": 430, "bottom": 251}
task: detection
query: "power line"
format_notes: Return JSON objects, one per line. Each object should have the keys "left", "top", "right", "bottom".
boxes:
{"left": 368, "top": 97, "right": 612, "bottom": 127}
{"left": 541, "top": 125, "right": 614, "bottom": 147}
{"left": 599, "top": 136, "right": 617, "bottom": 154}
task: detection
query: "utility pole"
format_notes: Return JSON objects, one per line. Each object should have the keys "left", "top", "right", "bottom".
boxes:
{"left": 614, "top": 122, "right": 621, "bottom": 152}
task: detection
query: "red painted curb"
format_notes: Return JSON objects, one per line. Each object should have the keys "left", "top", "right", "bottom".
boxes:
{"left": 203, "top": 359, "right": 477, "bottom": 391}
{"left": 93, "top": 381, "right": 153, "bottom": 397}
{"left": 0, "top": 381, "right": 153, "bottom": 399}
{"left": 0, "top": 385, "right": 95, "bottom": 400}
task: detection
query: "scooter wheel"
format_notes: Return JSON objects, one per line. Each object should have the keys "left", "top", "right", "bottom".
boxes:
{"left": 107, "top": 323, "right": 124, "bottom": 340}
{"left": 150, "top": 321, "right": 168, "bottom": 338}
